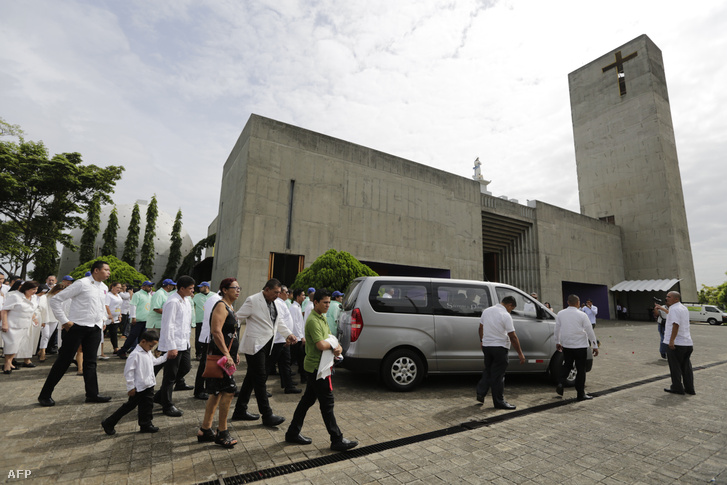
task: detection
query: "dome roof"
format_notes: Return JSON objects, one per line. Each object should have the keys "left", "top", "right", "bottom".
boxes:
{"left": 58, "top": 200, "right": 194, "bottom": 281}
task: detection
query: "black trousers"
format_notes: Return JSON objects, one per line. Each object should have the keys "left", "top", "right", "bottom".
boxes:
{"left": 118, "top": 320, "right": 146, "bottom": 355}
{"left": 290, "top": 341, "right": 306, "bottom": 382}
{"left": 561, "top": 347, "right": 588, "bottom": 396}
{"left": 193, "top": 342, "right": 208, "bottom": 395}
{"left": 268, "top": 343, "right": 294, "bottom": 389}
{"left": 154, "top": 348, "right": 191, "bottom": 409}
{"left": 105, "top": 386, "right": 154, "bottom": 427}
{"left": 120, "top": 314, "right": 131, "bottom": 337}
{"left": 106, "top": 323, "right": 119, "bottom": 350}
{"left": 287, "top": 371, "right": 343, "bottom": 443}
{"left": 667, "top": 345, "right": 694, "bottom": 393}
{"left": 39, "top": 325, "right": 102, "bottom": 399}
{"left": 234, "top": 339, "right": 273, "bottom": 417}
{"left": 476, "top": 346, "right": 509, "bottom": 405}
{"left": 194, "top": 325, "right": 204, "bottom": 359}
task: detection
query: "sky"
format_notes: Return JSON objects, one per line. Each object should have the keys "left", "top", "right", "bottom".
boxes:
{"left": 1, "top": 0, "right": 725, "bottom": 287}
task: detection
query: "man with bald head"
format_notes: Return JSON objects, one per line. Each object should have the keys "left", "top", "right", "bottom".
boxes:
{"left": 663, "top": 291, "right": 694, "bottom": 395}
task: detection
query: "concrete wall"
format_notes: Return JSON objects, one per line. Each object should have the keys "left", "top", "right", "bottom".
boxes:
{"left": 534, "top": 201, "right": 624, "bottom": 312}
{"left": 212, "top": 115, "right": 484, "bottom": 297}
{"left": 569, "top": 34, "right": 697, "bottom": 301}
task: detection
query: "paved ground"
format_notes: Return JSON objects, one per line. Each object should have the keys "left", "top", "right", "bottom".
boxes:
{"left": 1, "top": 319, "right": 726, "bottom": 484}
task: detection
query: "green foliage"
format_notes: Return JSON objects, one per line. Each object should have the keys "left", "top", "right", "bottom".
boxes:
{"left": 101, "top": 206, "right": 119, "bottom": 258}
{"left": 159, "top": 209, "right": 183, "bottom": 285}
{"left": 698, "top": 274, "right": 727, "bottom": 310}
{"left": 0, "top": 120, "right": 124, "bottom": 278}
{"left": 70, "top": 255, "right": 149, "bottom": 286}
{"left": 29, "top": 242, "right": 58, "bottom": 282}
{"left": 139, "top": 195, "right": 158, "bottom": 279}
{"left": 291, "top": 249, "right": 377, "bottom": 292}
{"left": 122, "top": 203, "right": 140, "bottom": 267}
{"left": 176, "top": 234, "right": 215, "bottom": 281}
{"left": 80, "top": 194, "right": 102, "bottom": 262}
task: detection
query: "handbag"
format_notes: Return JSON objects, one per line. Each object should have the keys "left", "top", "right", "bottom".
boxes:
{"left": 202, "top": 337, "right": 234, "bottom": 379}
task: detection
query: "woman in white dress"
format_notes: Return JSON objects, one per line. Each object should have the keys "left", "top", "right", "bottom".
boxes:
{"left": 1, "top": 281, "right": 39, "bottom": 374}
{"left": 104, "top": 282, "right": 123, "bottom": 356}
{"left": 38, "top": 285, "right": 64, "bottom": 362}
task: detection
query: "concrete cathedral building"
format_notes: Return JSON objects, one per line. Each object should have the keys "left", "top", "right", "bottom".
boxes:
{"left": 210, "top": 34, "right": 696, "bottom": 320}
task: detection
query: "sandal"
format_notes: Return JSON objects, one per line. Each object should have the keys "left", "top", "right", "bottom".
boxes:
{"left": 214, "top": 428, "right": 237, "bottom": 448}
{"left": 197, "top": 428, "right": 215, "bottom": 443}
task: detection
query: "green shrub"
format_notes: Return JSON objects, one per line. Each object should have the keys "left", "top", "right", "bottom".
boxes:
{"left": 70, "top": 255, "right": 149, "bottom": 286}
{"left": 291, "top": 249, "right": 377, "bottom": 293}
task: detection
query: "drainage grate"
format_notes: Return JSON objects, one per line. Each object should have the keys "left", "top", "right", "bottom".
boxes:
{"left": 200, "top": 359, "right": 727, "bottom": 484}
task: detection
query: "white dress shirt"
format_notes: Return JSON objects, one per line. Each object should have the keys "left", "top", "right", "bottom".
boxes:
{"left": 480, "top": 303, "right": 515, "bottom": 348}
{"left": 555, "top": 306, "right": 598, "bottom": 349}
{"left": 237, "top": 291, "right": 294, "bottom": 355}
{"left": 273, "top": 297, "right": 294, "bottom": 344}
{"left": 581, "top": 304, "right": 598, "bottom": 325}
{"left": 289, "top": 301, "right": 305, "bottom": 339}
{"left": 49, "top": 276, "right": 108, "bottom": 328}
{"left": 119, "top": 291, "right": 131, "bottom": 315}
{"left": 158, "top": 292, "right": 192, "bottom": 352}
{"left": 199, "top": 293, "right": 222, "bottom": 344}
{"left": 124, "top": 344, "right": 168, "bottom": 392}
{"left": 663, "top": 301, "right": 692, "bottom": 346}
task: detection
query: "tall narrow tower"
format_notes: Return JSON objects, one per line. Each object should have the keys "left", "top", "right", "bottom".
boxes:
{"left": 568, "top": 34, "right": 697, "bottom": 300}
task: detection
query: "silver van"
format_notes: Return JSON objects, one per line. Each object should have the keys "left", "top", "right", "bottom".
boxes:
{"left": 337, "top": 276, "right": 592, "bottom": 391}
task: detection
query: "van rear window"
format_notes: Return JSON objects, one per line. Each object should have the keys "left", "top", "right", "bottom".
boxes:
{"left": 369, "top": 283, "right": 429, "bottom": 314}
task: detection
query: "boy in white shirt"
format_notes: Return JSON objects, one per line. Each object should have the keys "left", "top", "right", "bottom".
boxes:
{"left": 101, "top": 330, "right": 167, "bottom": 435}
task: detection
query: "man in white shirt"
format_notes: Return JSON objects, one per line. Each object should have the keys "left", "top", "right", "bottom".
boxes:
{"left": 581, "top": 299, "right": 598, "bottom": 327}
{"left": 231, "top": 278, "right": 296, "bottom": 427}
{"left": 153, "top": 275, "right": 195, "bottom": 417}
{"left": 193, "top": 287, "right": 222, "bottom": 400}
{"left": 38, "top": 260, "right": 111, "bottom": 406}
{"left": 663, "top": 291, "right": 695, "bottom": 395}
{"left": 555, "top": 294, "right": 599, "bottom": 400}
{"left": 267, "top": 286, "right": 301, "bottom": 394}
{"left": 476, "top": 296, "right": 526, "bottom": 410}
{"left": 289, "top": 288, "right": 307, "bottom": 384}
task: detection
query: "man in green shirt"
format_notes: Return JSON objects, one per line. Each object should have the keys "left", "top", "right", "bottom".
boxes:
{"left": 117, "top": 281, "right": 153, "bottom": 359}
{"left": 147, "top": 279, "right": 176, "bottom": 329}
{"left": 285, "top": 289, "right": 358, "bottom": 452}
{"left": 192, "top": 282, "right": 213, "bottom": 360}
{"left": 326, "top": 291, "right": 344, "bottom": 336}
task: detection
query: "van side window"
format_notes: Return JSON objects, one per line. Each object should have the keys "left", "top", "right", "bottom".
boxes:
{"left": 433, "top": 284, "right": 492, "bottom": 317}
{"left": 706, "top": 306, "right": 719, "bottom": 313}
{"left": 495, "top": 287, "right": 543, "bottom": 319}
{"left": 369, "top": 283, "right": 429, "bottom": 314}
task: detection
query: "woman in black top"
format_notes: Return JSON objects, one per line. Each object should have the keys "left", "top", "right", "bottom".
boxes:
{"left": 197, "top": 277, "right": 241, "bottom": 448}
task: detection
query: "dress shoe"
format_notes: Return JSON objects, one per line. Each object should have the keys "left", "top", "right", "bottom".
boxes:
{"left": 117, "top": 352, "right": 128, "bottom": 359}
{"left": 174, "top": 383, "right": 194, "bottom": 391}
{"left": 101, "top": 419, "right": 116, "bottom": 436}
{"left": 285, "top": 433, "right": 312, "bottom": 445}
{"left": 664, "top": 388, "right": 685, "bottom": 395}
{"left": 284, "top": 387, "right": 302, "bottom": 394}
{"left": 494, "top": 401, "right": 516, "bottom": 410}
{"left": 22, "top": 362, "right": 37, "bottom": 368}
{"left": 267, "top": 391, "right": 272, "bottom": 398}
{"left": 231, "top": 410, "right": 260, "bottom": 421}
{"left": 140, "top": 424, "right": 160, "bottom": 433}
{"left": 85, "top": 395, "right": 112, "bottom": 403}
{"left": 685, "top": 390, "right": 696, "bottom": 395}
{"left": 476, "top": 394, "right": 484, "bottom": 403}
{"left": 38, "top": 396, "right": 56, "bottom": 407}
{"left": 330, "top": 438, "right": 358, "bottom": 452}
{"left": 163, "top": 406, "right": 183, "bottom": 417}
{"left": 556, "top": 384, "right": 564, "bottom": 396}
{"left": 577, "top": 394, "right": 594, "bottom": 401}
{"left": 262, "top": 414, "right": 285, "bottom": 427}
{"left": 194, "top": 392, "right": 209, "bottom": 400}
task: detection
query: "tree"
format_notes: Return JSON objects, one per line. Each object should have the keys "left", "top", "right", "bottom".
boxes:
{"left": 0, "top": 121, "right": 124, "bottom": 278}
{"left": 70, "top": 255, "right": 149, "bottom": 286}
{"left": 101, "top": 206, "right": 119, "bottom": 258}
{"left": 698, "top": 273, "right": 727, "bottom": 310}
{"left": 176, "top": 234, "right": 215, "bottom": 281}
{"left": 159, "top": 209, "right": 183, "bottom": 285}
{"left": 122, "top": 202, "right": 141, "bottom": 267}
{"left": 291, "top": 249, "right": 378, "bottom": 292}
{"left": 139, "top": 195, "right": 158, "bottom": 279}
{"left": 80, "top": 193, "right": 101, "bottom": 262}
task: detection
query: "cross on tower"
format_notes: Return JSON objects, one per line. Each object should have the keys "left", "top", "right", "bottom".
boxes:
{"left": 602, "top": 50, "right": 638, "bottom": 96}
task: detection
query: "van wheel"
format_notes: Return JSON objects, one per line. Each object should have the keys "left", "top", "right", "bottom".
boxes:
{"left": 382, "top": 349, "right": 424, "bottom": 392}
{"left": 708, "top": 318, "right": 720, "bottom": 325}
{"left": 549, "top": 352, "right": 577, "bottom": 387}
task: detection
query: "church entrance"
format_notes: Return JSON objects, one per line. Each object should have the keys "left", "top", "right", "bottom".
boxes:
{"left": 269, "top": 252, "right": 305, "bottom": 287}
{"left": 560, "top": 281, "right": 610, "bottom": 319}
